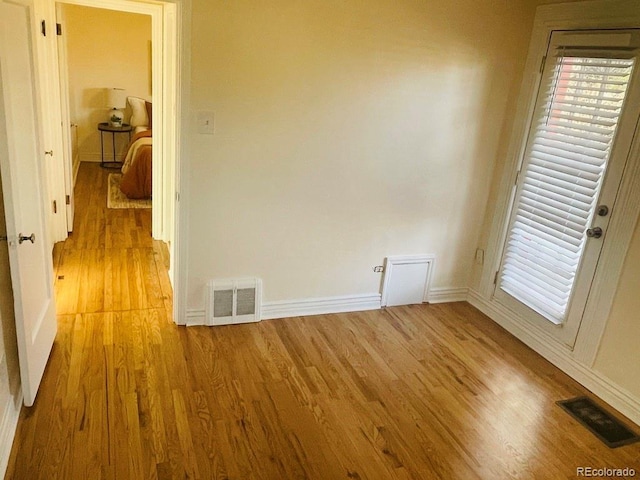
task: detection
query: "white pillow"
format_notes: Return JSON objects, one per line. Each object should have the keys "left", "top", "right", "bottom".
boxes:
{"left": 127, "top": 96, "right": 149, "bottom": 127}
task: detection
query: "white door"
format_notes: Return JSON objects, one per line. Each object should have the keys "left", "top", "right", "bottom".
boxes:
{"left": 33, "top": 0, "right": 68, "bottom": 244}
{"left": 494, "top": 30, "right": 640, "bottom": 347}
{"left": 55, "top": 5, "right": 75, "bottom": 233}
{"left": 0, "top": 0, "right": 58, "bottom": 406}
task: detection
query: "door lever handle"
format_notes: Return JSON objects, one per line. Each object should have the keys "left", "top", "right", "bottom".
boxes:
{"left": 18, "top": 233, "right": 35, "bottom": 244}
{"left": 586, "top": 227, "right": 603, "bottom": 239}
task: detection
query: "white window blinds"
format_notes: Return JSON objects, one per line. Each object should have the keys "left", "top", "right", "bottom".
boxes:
{"left": 499, "top": 51, "right": 635, "bottom": 325}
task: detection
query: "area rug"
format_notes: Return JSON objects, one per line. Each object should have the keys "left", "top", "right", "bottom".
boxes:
{"left": 107, "top": 174, "right": 152, "bottom": 209}
{"left": 557, "top": 396, "right": 640, "bottom": 448}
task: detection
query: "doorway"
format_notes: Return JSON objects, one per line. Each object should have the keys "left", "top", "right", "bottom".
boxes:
{"left": 48, "top": 0, "right": 180, "bottom": 300}
{"left": 492, "top": 29, "right": 640, "bottom": 348}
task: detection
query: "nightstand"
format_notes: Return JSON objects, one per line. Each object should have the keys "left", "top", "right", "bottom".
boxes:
{"left": 98, "top": 122, "right": 133, "bottom": 168}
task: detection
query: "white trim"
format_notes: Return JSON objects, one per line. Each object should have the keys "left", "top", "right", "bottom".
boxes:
{"left": 573, "top": 118, "right": 640, "bottom": 363}
{"left": 186, "top": 293, "right": 382, "bottom": 326}
{"left": 79, "top": 154, "right": 123, "bottom": 163}
{"left": 171, "top": 0, "right": 189, "bottom": 327}
{"left": 262, "top": 294, "right": 382, "bottom": 320}
{"left": 479, "top": 0, "right": 640, "bottom": 366}
{"left": 468, "top": 289, "right": 640, "bottom": 426}
{"left": 381, "top": 254, "right": 435, "bottom": 307}
{"left": 427, "top": 287, "right": 469, "bottom": 304}
{"left": 0, "top": 389, "right": 22, "bottom": 479}
{"left": 185, "top": 308, "right": 204, "bottom": 326}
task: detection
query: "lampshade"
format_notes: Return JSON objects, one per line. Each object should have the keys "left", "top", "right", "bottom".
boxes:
{"left": 106, "top": 88, "right": 126, "bottom": 109}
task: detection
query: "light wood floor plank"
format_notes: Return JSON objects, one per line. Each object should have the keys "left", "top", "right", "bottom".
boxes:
{"left": 5, "top": 162, "right": 640, "bottom": 479}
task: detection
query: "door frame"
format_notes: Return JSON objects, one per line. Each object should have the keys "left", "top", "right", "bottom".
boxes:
{"left": 475, "top": 0, "right": 640, "bottom": 366}
{"left": 58, "top": 0, "right": 174, "bottom": 243}
{"left": 41, "top": 0, "right": 187, "bottom": 322}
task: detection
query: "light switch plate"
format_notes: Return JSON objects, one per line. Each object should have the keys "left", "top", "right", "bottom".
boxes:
{"left": 197, "top": 111, "right": 215, "bottom": 134}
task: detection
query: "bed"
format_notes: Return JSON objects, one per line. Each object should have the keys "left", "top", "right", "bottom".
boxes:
{"left": 119, "top": 97, "right": 153, "bottom": 199}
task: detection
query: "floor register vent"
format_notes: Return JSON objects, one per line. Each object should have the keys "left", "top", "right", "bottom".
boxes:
{"left": 206, "top": 278, "right": 262, "bottom": 326}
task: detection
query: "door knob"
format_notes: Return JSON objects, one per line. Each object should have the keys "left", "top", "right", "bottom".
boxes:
{"left": 597, "top": 205, "right": 609, "bottom": 217}
{"left": 18, "top": 233, "right": 35, "bottom": 244}
{"left": 586, "top": 227, "right": 603, "bottom": 239}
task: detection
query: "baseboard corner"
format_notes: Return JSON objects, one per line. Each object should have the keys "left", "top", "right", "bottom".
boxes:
{"left": 427, "top": 287, "right": 469, "bottom": 304}
{"left": 467, "top": 288, "right": 640, "bottom": 426}
{"left": 0, "top": 390, "right": 22, "bottom": 479}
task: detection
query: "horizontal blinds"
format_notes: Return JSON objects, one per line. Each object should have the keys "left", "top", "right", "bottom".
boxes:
{"left": 500, "top": 54, "right": 635, "bottom": 324}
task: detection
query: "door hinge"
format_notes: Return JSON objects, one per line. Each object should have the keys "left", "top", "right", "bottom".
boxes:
{"left": 65, "top": 195, "right": 70, "bottom": 205}
{"left": 539, "top": 55, "right": 546, "bottom": 74}
{"left": 493, "top": 271, "right": 499, "bottom": 285}
{"left": 53, "top": 200, "right": 57, "bottom": 214}
{"left": 56, "top": 23, "right": 62, "bottom": 36}
{"left": 514, "top": 169, "right": 521, "bottom": 186}
{"left": 41, "top": 19, "right": 46, "bottom": 36}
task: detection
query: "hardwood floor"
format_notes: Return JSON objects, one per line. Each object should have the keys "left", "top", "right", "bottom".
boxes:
{"left": 5, "top": 163, "right": 640, "bottom": 479}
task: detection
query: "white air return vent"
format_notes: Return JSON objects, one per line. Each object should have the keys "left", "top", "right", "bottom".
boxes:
{"left": 206, "top": 278, "right": 262, "bottom": 326}
{"left": 381, "top": 255, "right": 435, "bottom": 307}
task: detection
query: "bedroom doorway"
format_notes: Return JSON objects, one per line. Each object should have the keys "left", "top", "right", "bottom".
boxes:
{"left": 52, "top": 0, "right": 179, "bottom": 271}
{"left": 46, "top": 0, "right": 182, "bottom": 321}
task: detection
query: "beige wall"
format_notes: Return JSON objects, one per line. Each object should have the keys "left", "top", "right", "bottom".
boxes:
{"left": 593, "top": 218, "right": 640, "bottom": 398}
{"left": 63, "top": 5, "right": 151, "bottom": 162}
{"left": 186, "top": 0, "right": 539, "bottom": 308}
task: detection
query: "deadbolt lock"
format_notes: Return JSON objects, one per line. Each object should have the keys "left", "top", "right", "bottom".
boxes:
{"left": 597, "top": 205, "right": 609, "bottom": 217}
{"left": 586, "top": 227, "right": 603, "bottom": 239}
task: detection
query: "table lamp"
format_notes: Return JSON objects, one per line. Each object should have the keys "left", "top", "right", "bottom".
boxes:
{"left": 106, "top": 88, "right": 126, "bottom": 127}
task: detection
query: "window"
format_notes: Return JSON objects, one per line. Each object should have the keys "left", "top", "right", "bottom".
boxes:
{"left": 497, "top": 33, "right": 636, "bottom": 325}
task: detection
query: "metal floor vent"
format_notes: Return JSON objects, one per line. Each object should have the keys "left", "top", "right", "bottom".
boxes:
{"left": 206, "top": 278, "right": 262, "bottom": 326}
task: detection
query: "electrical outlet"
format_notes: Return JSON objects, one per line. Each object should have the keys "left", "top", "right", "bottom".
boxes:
{"left": 475, "top": 248, "right": 484, "bottom": 265}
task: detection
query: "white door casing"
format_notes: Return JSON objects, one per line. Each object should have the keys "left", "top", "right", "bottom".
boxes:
{"left": 33, "top": 0, "right": 68, "bottom": 245}
{"left": 493, "top": 29, "right": 640, "bottom": 349}
{"left": 0, "top": 0, "right": 58, "bottom": 406}
{"left": 55, "top": 3, "right": 75, "bottom": 233}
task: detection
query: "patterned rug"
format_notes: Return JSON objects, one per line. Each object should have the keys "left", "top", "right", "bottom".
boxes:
{"left": 107, "top": 174, "right": 152, "bottom": 209}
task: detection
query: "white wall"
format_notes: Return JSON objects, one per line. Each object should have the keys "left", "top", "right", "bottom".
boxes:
{"left": 63, "top": 4, "right": 151, "bottom": 162}
{"left": 185, "top": 0, "right": 540, "bottom": 310}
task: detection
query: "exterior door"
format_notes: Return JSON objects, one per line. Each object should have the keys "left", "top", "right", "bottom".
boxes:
{"left": 494, "top": 29, "right": 640, "bottom": 347}
{"left": 0, "top": 0, "right": 58, "bottom": 406}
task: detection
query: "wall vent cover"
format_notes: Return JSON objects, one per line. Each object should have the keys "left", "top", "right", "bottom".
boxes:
{"left": 381, "top": 255, "right": 435, "bottom": 307}
{"left": 206, "top": 277, "right": 262, "bottom": 326}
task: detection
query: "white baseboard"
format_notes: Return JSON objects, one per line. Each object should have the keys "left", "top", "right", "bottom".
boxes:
{"left": 427, "top": 287, "right": 469, "bottom": 304}
{"left": 80, "top": 154, "right": 124, "bottom": 163}
{"left": 468, "top": 289, "right": 640, "bottom": 426}
{"left": 0, "top": 390, "right": 22, "bottom": 479}
{"left": 261, "top": 293, "right": 382, "bottom": 320}
{"left": 185, "top": 309, "right": 206, "bottom": 326}
{"left": 185, "top": 293, "right": 382, "bottom": 326}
